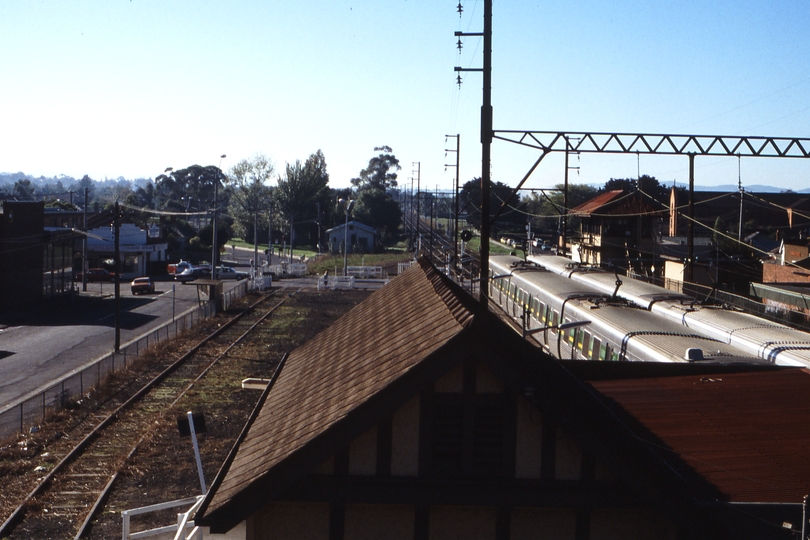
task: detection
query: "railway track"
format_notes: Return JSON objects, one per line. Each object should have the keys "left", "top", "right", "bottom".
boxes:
{"left": 0, "top": 289, "right": 296, "bottom": 540}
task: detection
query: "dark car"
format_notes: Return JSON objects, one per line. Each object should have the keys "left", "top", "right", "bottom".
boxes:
{"left": 130, "top": 277, "right": 155, "bottom": 295}
{"left": 175, "top": 265, "right": 211, "bottom": 283}
{"left": 75, "top": 268, "right": 118, "bottom": 282}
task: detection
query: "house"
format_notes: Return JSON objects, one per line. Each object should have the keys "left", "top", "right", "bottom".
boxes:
{"left": 194, "top": 257, "right": 809, "bottom": 540}
{"left": 0, "top": 201, "right": 46, "bottom": 310}
{"left": 84, "top": 222, "right": 168, "bottom": 277}
{"left": 568, "top": 190, "right": 662, "bottom": 275}
{"left": 325, "top": 220, "right": 377, "bottom": 255}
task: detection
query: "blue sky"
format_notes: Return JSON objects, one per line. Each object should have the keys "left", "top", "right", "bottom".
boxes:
{"left": 2, "top": 0, "right": 809, "bottom": 193}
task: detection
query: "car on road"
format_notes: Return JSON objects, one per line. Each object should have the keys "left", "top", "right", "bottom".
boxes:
{"left": 130, "top": 277, "right": 155, "bottom": 295}
{"left": 75, "top": 268, "right": 118, "bottom": 282}
{"left": 175, "top": 265, "right": 211, "bottom": 282}
{"left": 215, "top": 266, "right": 249, "bottom": 280}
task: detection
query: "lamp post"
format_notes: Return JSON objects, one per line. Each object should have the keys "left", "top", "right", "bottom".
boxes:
{"left": 339, "top": 198, "right": 355, "bottom": 276}
{"left": 211, "top": 154, "right": 226, "bottom": 281}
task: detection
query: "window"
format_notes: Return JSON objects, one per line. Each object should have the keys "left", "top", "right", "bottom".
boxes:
{"left": 591, "top": 337, "right": 601, "bottom": 360}
{"left": 431, "top": 387, "right": 507, "bottom": 477}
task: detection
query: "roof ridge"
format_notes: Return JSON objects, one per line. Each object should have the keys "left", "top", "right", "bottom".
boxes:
{"left": 417, "top": 257, "right": 478, "bottom": 328}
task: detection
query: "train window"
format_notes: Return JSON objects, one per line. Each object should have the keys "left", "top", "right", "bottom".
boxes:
{"left": 576, "top": 330, "right": 585, "bottom": 350}
{"left": 582, "top": 332, "right": 592, "bottom": 356}
{"left": 566, "top": 321, "right": 575, "bottom": 345}
{"left": 602, "top": 344, "right": 611, "bottom": 361}
{"left": 591, "top": 337, "right": 601, "bottom": 360}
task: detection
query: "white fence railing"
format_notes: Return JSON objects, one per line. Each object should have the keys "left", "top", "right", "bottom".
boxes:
{"left": 317, "top": 274, "right": 390, "bottom": 291}
{"left": 346, "top": 266, "right": 383, "bottom": 278}
{"left": 121, "top": 495, "right": 204, "bottom": 540}
{"left": 265, "top": 262, "right": 307, "bottom": 277}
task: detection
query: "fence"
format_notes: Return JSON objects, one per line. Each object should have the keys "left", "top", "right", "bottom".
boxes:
{"left": 0, "top": 284, "right": 250, "bottom": 440}
{"left": 317, "top": 274, "right": 390, "bottom": 291}
{"left": 265, "top": 262, "right": 307, "bottom": 278}
{"left": 346, "top": 266, "right": 383, "bottom": 278}
{"left": 121, "top": 495, "right": 204, "bottom": 540}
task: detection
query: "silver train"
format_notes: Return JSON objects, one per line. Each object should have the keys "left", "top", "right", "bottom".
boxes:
{"left": 489, "top": 255, "right": 764, "bottom": 364}
{"left": 525, "top": 254, "right": 810, "bottom": 367}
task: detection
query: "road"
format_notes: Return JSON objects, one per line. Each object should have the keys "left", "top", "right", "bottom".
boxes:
{"left": 0, "top": 277, "right": 243, "bottom": 412}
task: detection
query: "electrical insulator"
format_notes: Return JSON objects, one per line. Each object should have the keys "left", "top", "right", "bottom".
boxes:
{"left": 457, "top": 2, "right": 463, "bottom": 16}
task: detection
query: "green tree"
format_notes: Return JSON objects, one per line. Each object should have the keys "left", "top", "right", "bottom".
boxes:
{"left": 459, "top": 178, "right": 526, "bottom": 231}
{"left": 350, "top": 146, "right": 400, "bottom": 191}
{"left": 12, "top": 178, "right": 35, "bottom": 200}
{"left": 155, "top": 164, "right": 225, "bottom": 212}
{"left": 227, "top": 154, "right": 275, "bottom": 243}
{"left": 352, "top": 188, "right": 403, "bottom": 244}
{"left": 602, "top": 175, "right": 669, "bottom": 206}
{"left": 276, "top": 150, "right": 330, "bottom": 251}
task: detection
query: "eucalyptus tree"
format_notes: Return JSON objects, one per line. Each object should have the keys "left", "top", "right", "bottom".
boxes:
{"left": 350, "top": 145, "right": 400, "bottom": 192}
{"left": 154, "top": 164, "right": 225, "bottom": 213}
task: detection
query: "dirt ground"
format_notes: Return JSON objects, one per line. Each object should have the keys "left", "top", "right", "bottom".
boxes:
{"left": 0, "top": 286, "right": 372, "bottom": 539}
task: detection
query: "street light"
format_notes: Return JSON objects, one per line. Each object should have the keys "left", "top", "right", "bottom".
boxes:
{"left": 339, "top": 198, "right": 355, "bottom": 276}
{"left": 211, "top": 154, "right": 226, "bottom": 281}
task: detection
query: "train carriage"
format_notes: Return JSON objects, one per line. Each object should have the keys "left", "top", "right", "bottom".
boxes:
{"left": 490, "top": 255, "right": 763, "bottom": 365}
{"left": 526, "top": 254, "right": 810, "bottom": 367}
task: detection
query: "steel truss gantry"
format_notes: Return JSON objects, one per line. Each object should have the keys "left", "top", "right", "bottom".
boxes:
{"left": 490, "top": 130, "right": 810, "bottom": 281}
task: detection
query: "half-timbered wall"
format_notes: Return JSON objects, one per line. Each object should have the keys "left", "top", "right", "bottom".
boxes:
{"left": 246, "top": 360, "right": 674, "bottom": 540}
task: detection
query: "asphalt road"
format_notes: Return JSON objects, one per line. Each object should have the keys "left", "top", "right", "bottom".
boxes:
{"left": 0, "top": 278, "right": 241, "bottom": 412}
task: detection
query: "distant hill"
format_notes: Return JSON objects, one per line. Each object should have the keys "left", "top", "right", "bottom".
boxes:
{"left": 677, "top": 183, "right": 808, "bottom": 194}
{"left": 586, "top": 181, "right": 806, "bottom": 194}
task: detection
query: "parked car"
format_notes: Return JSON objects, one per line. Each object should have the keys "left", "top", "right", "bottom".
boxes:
{"left": 74, "top": 268, "right": 117, "bottom": 282}
{"left": 215, "top": 266, "right": 249, "bottom": 280}
{"left": 175, "top": 265, "right": 211, "bottom": 282}
{"left": 130, "top": 277, "right": 155, "bottom": 295}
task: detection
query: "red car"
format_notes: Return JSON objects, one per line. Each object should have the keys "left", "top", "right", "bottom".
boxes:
{"left": 75, "top": 268, "right": 118, "bottom": 282}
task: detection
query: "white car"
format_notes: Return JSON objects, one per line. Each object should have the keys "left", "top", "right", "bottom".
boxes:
{"left": 215, "top": 266, "right": 249, "bottom": 280}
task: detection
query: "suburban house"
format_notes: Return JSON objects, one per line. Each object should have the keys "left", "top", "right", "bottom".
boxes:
{"left": 0, "top": 201, "right": 47, "bottom": 310}
{"left": 568, "top": 190, "right": 661, "bottom": 275}
{"left": 194, "top": 257, "right": 810, "bottom": 540}
{"left": 325, "top": 220, "right": 377, "bottom": 255}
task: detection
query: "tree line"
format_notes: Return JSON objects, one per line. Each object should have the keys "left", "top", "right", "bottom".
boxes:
{"left": 2, "top": 147, "right": 404, "bottom": 257}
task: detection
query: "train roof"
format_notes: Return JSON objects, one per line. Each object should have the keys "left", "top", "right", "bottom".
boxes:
{"left": 491, "top": 255, "right": 764, "bottom": 364}
{"left": 527, "top": 254, "right": 691, "bottom": 308}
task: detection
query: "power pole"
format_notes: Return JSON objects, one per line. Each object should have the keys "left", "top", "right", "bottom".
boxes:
{"left": 82, "top": 187, "right": 88, "bottom": 292}
{"left": 562, "top": 137, "right": 579, "bottom": 257}
{"left": 445, "top": 134, "right": 460, "bottom": 275}
{"left": 455, "top": 0, "right": 492, "bottom": 306}
{"left": 414, "top": 162, "right": 421, "bottom": 254}
{"left": 113, "top": 200, "right": 121, "bottom": 352}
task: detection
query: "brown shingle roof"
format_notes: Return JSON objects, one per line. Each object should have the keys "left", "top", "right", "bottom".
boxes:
{"left": 199, "top": 258, "right": 478, "bottom": 521}
{"left": 589, "top": 368, "right": 810, "bottom": 504}
{"left": 570, "top": 189, "right": 660, "bottom": 216}
{"left": 570, "top": 190, "right": 627, "bottom": 215}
